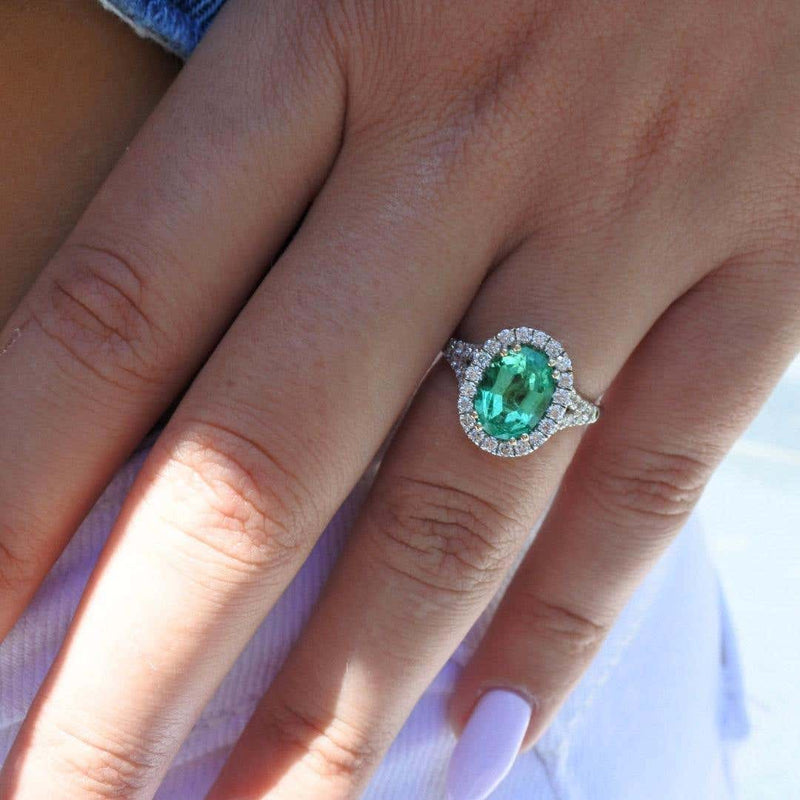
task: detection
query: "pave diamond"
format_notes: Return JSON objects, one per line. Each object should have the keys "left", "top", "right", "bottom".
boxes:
{"left": 497, "top": 329, "right": 515, "bottom": 345}
{"left": 480, "top": 436, "right": 498, "bottom": 454}
{"left": 531, "top": 431, "right": 547, "bottom": 448}
{"left": 514, "top": 439, "right": 532, "bottom": 456}
{"left": 553, "top": 388, "right": 571, "bottom": 406}
{"left": 555, "top": 355, "right": 572, "bottom": 371}
{"left": 538, "top": 418, "right": 557, "bottom": 436}
{"left": 473, "top": 352, "right": 492, "bottom": 369}
{"left": 545, "top": 339, "right": 562, "bottom": 358}
{"left": 468, "top": 427, "right": 484, "bottom": 445}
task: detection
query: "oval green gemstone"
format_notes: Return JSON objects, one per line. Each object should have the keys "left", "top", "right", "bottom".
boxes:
{"left": 473, "top": 345, "right": 555, "bottom": 440}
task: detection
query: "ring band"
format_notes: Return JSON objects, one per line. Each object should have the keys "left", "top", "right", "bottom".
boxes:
{"left": 444, "top": 327, "right": 600, "bottom": 457}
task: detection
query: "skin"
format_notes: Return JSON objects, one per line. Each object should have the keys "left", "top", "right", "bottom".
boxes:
{"left": 0, "top": 1, "right": 799, "bottom": 798}
{"left": 0, "top": 0, "right": 179, "bottom": 322}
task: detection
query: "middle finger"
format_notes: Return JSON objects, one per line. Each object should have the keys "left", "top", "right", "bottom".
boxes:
{"left": 0, "top": 122, "right": 501, "bottom": 799}
{"left": 204, "top": 216, "right": 718, "bottom": 800}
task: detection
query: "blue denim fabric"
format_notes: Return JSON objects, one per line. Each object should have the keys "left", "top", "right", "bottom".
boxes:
{"left": 97, "top": 0, "right": 226, "bottom": 58}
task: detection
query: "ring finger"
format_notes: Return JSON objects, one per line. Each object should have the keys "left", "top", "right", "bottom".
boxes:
{"left": 204, "top": 222, "right": 710, "bottom": 800}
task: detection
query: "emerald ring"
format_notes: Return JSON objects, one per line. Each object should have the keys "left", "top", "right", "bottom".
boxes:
{"left": 444, "top": 327, "right": 600, "bottom": 457}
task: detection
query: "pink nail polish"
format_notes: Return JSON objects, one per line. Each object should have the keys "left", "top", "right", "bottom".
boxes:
{"left": 446, "top": 690, "right": 532, "bottom": 800}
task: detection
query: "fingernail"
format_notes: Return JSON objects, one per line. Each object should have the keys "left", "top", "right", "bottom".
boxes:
{"left": 446, "top": 689, "right": 532, "bottom": 800}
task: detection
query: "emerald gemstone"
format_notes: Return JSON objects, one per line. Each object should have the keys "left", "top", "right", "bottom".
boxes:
{"left": 473, "top": 346, "right": 555, "bottom": 440}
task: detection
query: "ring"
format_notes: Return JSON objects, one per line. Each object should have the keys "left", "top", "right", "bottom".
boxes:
{"left": 444, "top": 327, "right": 601, "bottom": 457}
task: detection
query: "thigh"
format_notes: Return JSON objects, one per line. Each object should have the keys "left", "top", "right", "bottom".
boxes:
{"left": 0, "top": 0, "right": 180, "bottom": 324}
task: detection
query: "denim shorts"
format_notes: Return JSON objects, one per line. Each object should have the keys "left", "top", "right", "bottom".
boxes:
{"left": 97, "top": 0, "right": 225, "bottom": 58}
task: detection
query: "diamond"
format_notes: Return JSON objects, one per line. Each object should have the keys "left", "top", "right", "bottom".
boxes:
{"left": 545, "top": 339, "right": 562, "bottom": 358}
{"left": 497, "top": 329, "right": 515, "bottom": 345}
{"left": 515, "top": 327, "right": 533, "bottom": 341}
{"left": 515, "top": 439, "right": 532, "bottom": 456}
{"left": 460, "top": 414, "right": 476, "bottom": 429}
{"left": 473, "top": 351, "right": 492, "bottom": 369}
{"left": 531, "top": 431, "right": 547, "bottom": 448}
{"left": 538, "top": 418, "right": 557, "bottom": 436}
{"left": 458, "top": 395, "right": 474, "bottom": 414}
{"left": 480, "top": 437, "right": 498, "bottom": 454}
{"left": 553, "top": 388, "right": 571, "bottom": 405}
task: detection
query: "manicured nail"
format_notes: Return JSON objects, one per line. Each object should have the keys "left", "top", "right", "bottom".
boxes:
{"left": 446, "top": 689, "right": 532, "bottom": 800}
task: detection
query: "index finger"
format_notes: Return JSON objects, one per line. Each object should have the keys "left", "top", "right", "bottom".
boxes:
{"left": 0, "top": 0, "right": 345, "bottom": 637}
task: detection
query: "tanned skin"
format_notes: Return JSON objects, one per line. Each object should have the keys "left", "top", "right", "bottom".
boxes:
{"left": 0, "top": 0, "right": 180, "bottom": 325}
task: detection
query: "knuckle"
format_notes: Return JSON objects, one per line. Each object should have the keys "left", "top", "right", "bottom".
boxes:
{"left": 41, "top": 715, "right": 162, "bottom": 798}
{"left": 0, "top": 539, "right": 26, "bottom": 593}
{"left": 32, "top": 241, "right": 169, "bottom": 389}
{"left": 256, "top": 698, "right": 379, "bottom": 786}
{"left": 366, "top": 475, "right": 521, "bottom": 599}
{"left": 448, "top": 13, "right": 553, "bottom": 153}
{"left": 0, "top": 512, "right": 47, "bottom": 593}
{"left": 153, "top": 420, "right": 311, "bottom": 577}
{"left": 733, "top": 242, "right": 800, "bottom": 305}
{"left": 743, "top": 180, "right": 800, "bottom": 255}
{"left": 618, "top": 87, "right": 688, "bottom": 195}
{"left": 706, "top": 254, "right": 800, "bottom": 362}
{"left": 516, "top": 592, "right": 610, "bottom": 660}
{"left": 0, "top": 542, "right": 30, "bottom": 594}
{"left": 345, "top": 9, "right": 550, "bottom": 209}
{"left": 247, "top": 0, "right": 348, "bottom": 122}
{"left": 584, "top": 444, "right": 712, "bottom": 534}
{"left": 293, "top": 0, "right": 351, "bottom": 80}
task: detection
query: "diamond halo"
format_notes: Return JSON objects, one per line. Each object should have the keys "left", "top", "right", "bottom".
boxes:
{"left": 444, "top": 327, "right": 600, "bottom": 458}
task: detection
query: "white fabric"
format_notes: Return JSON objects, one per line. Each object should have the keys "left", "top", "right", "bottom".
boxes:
{"left": 0, "top": 443, "right": 748, "bottom": 798}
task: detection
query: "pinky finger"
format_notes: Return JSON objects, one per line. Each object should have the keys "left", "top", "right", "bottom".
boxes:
{"left": 447, "top": 259, "right": 799, "bottom": 800}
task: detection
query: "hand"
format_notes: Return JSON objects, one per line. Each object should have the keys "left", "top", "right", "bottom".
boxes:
{"left": 1, "top": 0, "right": 798, "bottom": 798}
